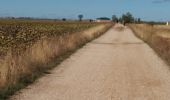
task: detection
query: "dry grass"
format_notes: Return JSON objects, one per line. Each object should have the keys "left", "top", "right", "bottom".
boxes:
{"left": 0, "top": 21, "right": 113, "bottom": 99}
{"left": 154, "top": 25, "right": 170, "bottom": 30}
{"left": 129, "top": 23, "right": 170, "bottom": 65}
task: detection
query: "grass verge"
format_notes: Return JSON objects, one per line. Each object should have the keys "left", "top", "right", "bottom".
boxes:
{"left": 0, "top": 23, "right": 113, "bottom": 100}
{"left": 128, "top": 23, "right": 170, "bottom": 66}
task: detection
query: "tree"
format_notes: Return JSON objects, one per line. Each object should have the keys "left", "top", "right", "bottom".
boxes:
{"left": 78, "top": 14, "right": 83, "bottom": 21}
{"left": 121, "top": 12, "right": 134, "bottom": 24}
{"left": 138, "top": 18, "right": 141, "bottom": 23}
{"left": 112, "top": 15, "right": 118, "bottom": 23}
{"left": 118, "top": 17, "right": 123, "bottom": 23}
{"left": 89, "top": 19, "right": 93, "bottom": 22}
{"left": 62, "top": 18, "right": 66, "bottom": 21}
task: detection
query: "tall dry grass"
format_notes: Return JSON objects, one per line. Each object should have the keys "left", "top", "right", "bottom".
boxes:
{"left": 0, "top": 23, "right": 113, "bottom": 99}
{"left": 129, "top": 23, "right": 170, "bottom": 65}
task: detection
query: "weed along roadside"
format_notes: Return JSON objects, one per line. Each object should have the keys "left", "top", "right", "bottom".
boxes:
{"left": 129, "top": 24, "right": 170, "bottom": 66}
{"left": 0, "top": 21, "right": 113, "bottom": 99}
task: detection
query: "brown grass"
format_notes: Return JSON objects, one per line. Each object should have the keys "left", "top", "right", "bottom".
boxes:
{"left": 129, "top": 23, "right": 170, "bottom": 65}
{"left": 0, "top": 23, "right": 112, "bottom": 99}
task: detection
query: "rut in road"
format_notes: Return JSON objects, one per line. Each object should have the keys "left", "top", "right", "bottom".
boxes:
{"left": 10, "top": 24, "right": 170, "bottom": 100}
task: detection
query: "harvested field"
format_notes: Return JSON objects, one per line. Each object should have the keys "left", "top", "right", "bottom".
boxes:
{"left": 129, "top": 24, "right": 170, "bottom": 65}
{"left": 0, "top": 19, "right": 112, "bottom": 99}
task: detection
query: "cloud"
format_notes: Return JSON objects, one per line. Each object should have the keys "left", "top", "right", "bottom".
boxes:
{"left": 152, "top": 0, "right": 170, "bottom": 3}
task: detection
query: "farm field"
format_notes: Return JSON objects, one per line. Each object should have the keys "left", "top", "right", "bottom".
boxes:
{"left": 154, "top": 25, "right": 170, "bottom": 30}
{"left": 0, "top": 20, "right": 100, "bottom": 56}
{"left": 0, "top": 19, "right": 112, "bottom": 99}
{"left": 129, "top": 24, "right": 170, "bottom": 65}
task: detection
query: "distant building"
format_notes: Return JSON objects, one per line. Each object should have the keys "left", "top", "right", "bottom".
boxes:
{"left": 166, "top": 22, "right": 169, "bottom": 26}
{"left": 95, "top": 17, "right": 111, "bottom": 23}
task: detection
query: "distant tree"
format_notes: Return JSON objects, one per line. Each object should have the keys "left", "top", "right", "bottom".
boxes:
{"left": 112, "top": 15, "right": 118, "bottom": 23}
{"left": 118, "top": 17, "right": 123, "bottom": 23}
{"left": 89, "top": 19, "right": 93, "bottom": 22}
{"left": 62, "top": 18, "right": 66, "bottom": 21}
{"left": 78, "top": 14, "right": 83, "bottom": 21}
{"left": 121, "top": 12, "right": 134, "bottom": 25}
{"left": 138, "top": 18, "right": 141, "bottom": 23}
{"left": 11, "top": 17, "right": 15, "bottom": 19}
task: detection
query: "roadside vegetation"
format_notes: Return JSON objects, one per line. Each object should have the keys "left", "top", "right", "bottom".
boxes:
{"left": 0, "top": 19, "right": 113, "bottom": 99}
{"left": 129, "top": 24, "right": 170, "bottom": 65}
{"left": 113, "top": 12, "right": 170, "bottom": 66}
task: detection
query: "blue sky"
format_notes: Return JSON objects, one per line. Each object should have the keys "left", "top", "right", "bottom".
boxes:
{"left": 0, "top": 0, "right": 170, "bottom": 21}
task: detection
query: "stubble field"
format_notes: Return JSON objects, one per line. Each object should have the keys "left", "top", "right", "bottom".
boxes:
{"left": 0, "top": 19, "right": 112, "bottom": 99}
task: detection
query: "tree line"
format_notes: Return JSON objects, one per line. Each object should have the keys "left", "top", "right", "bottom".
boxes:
{"left": 112, "top": 12, "right": 141, "bottom": 25}
{"left": 76, "top": 12, "right": 141, "bottom": 24}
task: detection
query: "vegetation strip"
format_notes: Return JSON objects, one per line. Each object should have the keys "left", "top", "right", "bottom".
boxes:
{"left": 0, "top": 20, "right": 113, "bottom": 99}
{"left": 129, "top": 24, "right": 170, "bottom": 66}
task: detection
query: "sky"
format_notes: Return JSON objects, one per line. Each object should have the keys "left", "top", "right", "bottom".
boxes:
{"left": 0, "top": 0, "right": 170, "bottom": 21}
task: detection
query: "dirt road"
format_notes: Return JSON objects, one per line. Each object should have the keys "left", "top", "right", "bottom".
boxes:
{"left": 10, "top": 24, "right": 170, "bottom": 100}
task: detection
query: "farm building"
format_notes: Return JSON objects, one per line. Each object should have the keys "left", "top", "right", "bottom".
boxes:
{"left": 96, "top": 17, "right": 111, "bottom": 22}
{"left": 166, "top": 22, "right": 169, "bottom": 26}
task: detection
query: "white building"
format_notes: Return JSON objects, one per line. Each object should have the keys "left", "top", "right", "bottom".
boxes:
{"left": 95, "top": 17, "right": 111, "bottom": 23}
{"left": 166, "top": 22, "right": 169, "bottom": 26}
